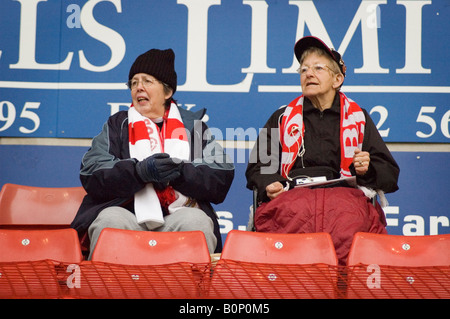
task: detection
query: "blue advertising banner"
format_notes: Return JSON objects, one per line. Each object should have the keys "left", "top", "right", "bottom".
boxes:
{"left": 0, "top": 0, "right": 449, "bottom": 245}
{"left": 1, "top": 0, "right": 449, "bottom": 142}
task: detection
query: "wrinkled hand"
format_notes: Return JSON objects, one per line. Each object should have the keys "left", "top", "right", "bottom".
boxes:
{"left": 353, "top": 148, "right": 370, "bottom": 175}
{"left": 136, "top": 153, "right": 181, "bottom": 185}
{"left": 266, "top": 181, "right": 285, "bottom": 200}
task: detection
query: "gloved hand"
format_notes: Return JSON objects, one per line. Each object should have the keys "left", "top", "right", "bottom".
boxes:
{"left": 136, "top": 153, "right": 182, "bottom": 186}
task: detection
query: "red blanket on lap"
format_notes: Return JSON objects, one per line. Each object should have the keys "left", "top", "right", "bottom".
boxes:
{"left": 255, "top": 187, "right": 387, "bottom": 266}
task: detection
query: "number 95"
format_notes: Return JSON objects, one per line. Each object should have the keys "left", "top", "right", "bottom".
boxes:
{"left": 0, "top": 101, "right": 41, "bottom": 134}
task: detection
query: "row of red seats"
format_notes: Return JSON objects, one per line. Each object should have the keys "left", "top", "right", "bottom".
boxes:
{"left": 1, "top": 183, "right": 450, "bottom": 299}
{"left": 1, "top": 227, "right": 450, "bottom": 299}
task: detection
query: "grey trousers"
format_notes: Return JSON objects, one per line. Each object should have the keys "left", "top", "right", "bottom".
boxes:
{"left": 88, "top": 206, "right": 217, "bottom": 259}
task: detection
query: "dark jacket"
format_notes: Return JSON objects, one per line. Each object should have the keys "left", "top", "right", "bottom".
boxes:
{"left": 71, "top": 106, "right": 234, "bottom": 253}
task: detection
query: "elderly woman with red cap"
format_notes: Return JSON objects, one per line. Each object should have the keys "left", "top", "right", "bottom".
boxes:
{"left": 246, "top": 36, "right": 399, "bottom": 265}
{"left": 71, "top": 49, "right": 234, "bottom": 258}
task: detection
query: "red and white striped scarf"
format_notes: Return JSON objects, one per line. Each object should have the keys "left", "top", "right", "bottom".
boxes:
{"left": 280, "top": 92, "right": 366, "bottom": 179}
{"left": 128, "top": 101, "right": 190, "bottom": 229}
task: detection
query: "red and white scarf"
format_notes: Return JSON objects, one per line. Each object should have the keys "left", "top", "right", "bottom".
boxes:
{"left": 280, "top": 92, "right": 366, "bottom": 179}
{"left": 128, "top": 101, "right": 191, "bottom": 229}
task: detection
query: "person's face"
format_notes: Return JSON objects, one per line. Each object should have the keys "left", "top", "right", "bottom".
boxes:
{"left": 130, "top": 73, "right": 172, "bottom": 119}
{"left": 299, "top": 53, "right": 343, "bottom": 99}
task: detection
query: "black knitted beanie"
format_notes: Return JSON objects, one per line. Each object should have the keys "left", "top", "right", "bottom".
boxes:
{"left": 128, "top": 48, "right": 177, "bottom": 93}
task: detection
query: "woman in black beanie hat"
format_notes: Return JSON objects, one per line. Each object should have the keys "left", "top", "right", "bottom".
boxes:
{"left": 71, "top": 49, "right": 234, "bottom": 258}
{"left": 128, "top": 48, "right": 178, "bottom": 113}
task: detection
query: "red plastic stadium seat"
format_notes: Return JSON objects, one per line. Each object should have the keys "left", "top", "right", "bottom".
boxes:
{"left": 210, "top": 230, "right": 338, "bottom": 299}
{"left": 0, "top": 183, "right": 86, "bottom": 228}
{"left": 90, "top": 228, "right": 210, "bottom": 264}
{"left": 0, "top": 228, "right": 82, "bottom": 299}
{"left": 0, "top": 228, "right": 83, "bottom": 263}
{"left": 346, "top": 232, "right": 450, "bottom": 299}
{"left": 220, "top": 230, "right": 337, "bottom": 264}
{"left": 347, "top": 232, "right": 450, "bottom": 267}
{"left": 80, "top": 229, "right": 211, "bottom": 299}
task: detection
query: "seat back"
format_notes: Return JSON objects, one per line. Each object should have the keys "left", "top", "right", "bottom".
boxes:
{"left": 84, "top": 229, "right": 211, "bottom": 298}
{"left": 0, "top": 183, "right": 86, "bottom": 228}
{"left": 347, "top": 232, "right": 450, "bottom": 266}
{"left": 221, "top": 230, "right": 338, "bottom": 265}
{"left": 91, "top": 228, "right": 210, "bottom": 265}
{"left": 346, "top": 232, "right": 450, "bottom": 299}
{"left": 210, "top": 230, "right": 338, "bottom": 299}
{"left": 0, "top": 228, "right": 83, "bottom": 263}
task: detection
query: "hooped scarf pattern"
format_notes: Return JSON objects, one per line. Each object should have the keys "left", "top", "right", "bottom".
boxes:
{"left": 280, "top": 92, "right": 366, "bottom": 179}
{"left": 128, "top": 102, "right": 191, "bottom": 229}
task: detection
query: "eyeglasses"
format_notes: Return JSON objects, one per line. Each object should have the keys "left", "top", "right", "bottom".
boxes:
{"left": 127, "top": 77, "right": 157, "bottom": 90}
{"left": 297, "top": 64, "right": 333, "bottom": 75}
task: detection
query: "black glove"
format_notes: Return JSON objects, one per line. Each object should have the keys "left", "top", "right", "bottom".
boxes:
{"left": 136, "top": 153, "right": 181, "bottom": 186}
